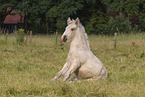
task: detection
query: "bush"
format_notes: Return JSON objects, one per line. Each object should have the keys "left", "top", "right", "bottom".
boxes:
{"left": 85, "top": 10, "right": 107, "bottom": 35}
{"left": 16, "top": 29, "right": 25, "bottom": 44}
{"left": 138, "top": 12, "right": 145, "bottom": 31}
{"left": 102, "top": 14, "right": 132, "bottom": 35}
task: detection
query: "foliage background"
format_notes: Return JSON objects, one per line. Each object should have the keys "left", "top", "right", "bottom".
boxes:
{"left": 0, "top": 0, "right": 145, "bottom": 34}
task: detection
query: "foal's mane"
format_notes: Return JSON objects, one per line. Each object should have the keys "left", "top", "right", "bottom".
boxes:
{"left": 77, "top": 23, "right": 90, "bottom": 50}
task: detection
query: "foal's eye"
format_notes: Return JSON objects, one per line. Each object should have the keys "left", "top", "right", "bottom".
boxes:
{"left": 71, "top": 28, "right": 75, "bottom": 31}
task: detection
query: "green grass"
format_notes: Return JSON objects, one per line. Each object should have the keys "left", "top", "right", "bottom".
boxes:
{"left": 0, "top": 33, "right": 145, "bottom": 97}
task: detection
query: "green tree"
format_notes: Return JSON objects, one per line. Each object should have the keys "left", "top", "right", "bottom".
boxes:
{"left": 138, "top": 0, "right": 145, "bottom": 31}
{"left": 101, "top": 0, "right": 140, "bottom": 16}
{"left": 101, "top": 0, "right": 145, "bottom": 33}
{"left": 17, "top": 0, "right": 52, "bottom": 33}
{"left": 46, "top": 0, "right": 101, "bottom": 34}
{"left": 103, "top": 14, "right": 132, "bottom": 35}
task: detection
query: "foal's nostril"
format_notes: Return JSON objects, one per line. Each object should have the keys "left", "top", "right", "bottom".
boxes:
{"left": 63, "top": 35, "right": 67, "bottom": 42}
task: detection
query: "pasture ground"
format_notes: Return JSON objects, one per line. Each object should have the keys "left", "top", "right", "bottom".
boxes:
{"left": 0, "top": 33, "right": 145, "bottom": 97}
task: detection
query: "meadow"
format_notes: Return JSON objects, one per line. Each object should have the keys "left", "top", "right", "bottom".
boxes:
{"left": 0, "top": 33, "right": 145, "bottom": 97}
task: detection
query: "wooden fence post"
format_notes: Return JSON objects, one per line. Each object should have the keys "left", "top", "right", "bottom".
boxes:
{"left": 114, "top": 32, "right": 117, "bottom": 49}
{"left": 56, "top": 31, "right": 58, "bottom": 47}
{"left": 6, "top": 32, "right": 8, "bottom": 42}
{"left": 30, "top": 31, "right": 32, "bottom": 42}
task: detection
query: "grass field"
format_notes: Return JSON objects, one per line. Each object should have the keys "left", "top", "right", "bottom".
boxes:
{"left": 0, "top": 33, "right": 145, "bottom": 97}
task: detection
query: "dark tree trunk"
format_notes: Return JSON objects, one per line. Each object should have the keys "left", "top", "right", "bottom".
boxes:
{"left": 46, "top": 18, "right": 49, "bottom": 35}
{"left": 24, "top": 15, "right": 27, "bottom": 33}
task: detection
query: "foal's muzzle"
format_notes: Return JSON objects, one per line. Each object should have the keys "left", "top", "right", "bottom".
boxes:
{"left": 62, "top": 35, "right": 67, "bottom": 42}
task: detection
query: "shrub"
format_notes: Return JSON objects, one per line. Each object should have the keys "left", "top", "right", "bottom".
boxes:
{"left": 138, "top": 12, "right": 145, "bottom": 31}
{"left": 85, "top": 10, "right": 107, "bottom": 35}
{"left": 103, "top": 14, "right": 132, "bottom": 35}
{"left": 16, "top": 29, "right": 25, "bottom": 44}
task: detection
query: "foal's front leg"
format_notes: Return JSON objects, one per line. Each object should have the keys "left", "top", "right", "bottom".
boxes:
{"left": 49, "top": 62, "right": 68, "bottom": 82}
{"left": 63, "top": 60, "right": 80, "bottom": 81}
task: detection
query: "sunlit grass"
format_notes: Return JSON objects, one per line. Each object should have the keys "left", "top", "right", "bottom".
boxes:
{"left": 0, "top": 33, "right": 145, "bottom": 96}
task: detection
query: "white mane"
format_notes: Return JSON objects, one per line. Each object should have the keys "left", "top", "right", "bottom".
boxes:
{"left": 77, "top": 23, "right": 90, "bottom": 50}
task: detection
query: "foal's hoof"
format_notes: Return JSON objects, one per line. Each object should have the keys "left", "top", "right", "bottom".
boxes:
{"left": 68, "top": 81, "right": 73, "bottom": 83}
{"left": 48, "top": 79, "right": 55, "bottom": 83}
{"left": 48, "top": 81, "right": 52, "bottom": 83}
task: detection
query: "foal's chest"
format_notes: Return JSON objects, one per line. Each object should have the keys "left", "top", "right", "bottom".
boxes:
{"left": 67, "top": 50, "right": 78, "bottom": 65}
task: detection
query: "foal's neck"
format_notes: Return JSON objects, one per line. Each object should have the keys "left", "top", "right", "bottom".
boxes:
{"left": 70, "top": 29, "right": 88, "bottom": 51}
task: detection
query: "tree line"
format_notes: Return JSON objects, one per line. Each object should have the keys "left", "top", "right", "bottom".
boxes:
{"left": 0, "top": 0, "right": 145, "bottom": 35}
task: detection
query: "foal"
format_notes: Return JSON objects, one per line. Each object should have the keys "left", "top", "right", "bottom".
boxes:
{"left": 49, "top": 17, "right": 107, "bottom": 82}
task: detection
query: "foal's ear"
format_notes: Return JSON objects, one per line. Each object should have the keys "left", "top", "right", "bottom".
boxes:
{"left": 67, "top": 17, "right": 71, "bottom": 25}
{"left": 75, "top": 17, "right": 80, "bottom": 25}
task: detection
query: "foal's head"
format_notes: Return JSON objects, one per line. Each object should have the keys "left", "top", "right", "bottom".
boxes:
{"left": 61, "top": 17, "right": 80, "bottom": 43}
